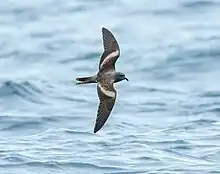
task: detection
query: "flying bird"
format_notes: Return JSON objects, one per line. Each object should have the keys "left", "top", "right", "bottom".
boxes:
{"left": 76, "top": 27, "right": 128, "bottom": 133}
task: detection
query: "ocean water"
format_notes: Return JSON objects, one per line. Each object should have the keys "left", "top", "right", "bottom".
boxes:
{"left": 0, "top": 0, "right": 220, "bottom": 173}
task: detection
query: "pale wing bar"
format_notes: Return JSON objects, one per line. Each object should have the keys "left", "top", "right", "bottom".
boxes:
{"left": 94, "top": 83, "right": 117, "bottom": 133}
{"left": 99, "top": 50, "right": 119, "bottom": 70}
{"left": 98, "top": 83, "right": 116, "bottom": 98}
{"left": 98, "top": 27, "right": 120, "bottom": 71}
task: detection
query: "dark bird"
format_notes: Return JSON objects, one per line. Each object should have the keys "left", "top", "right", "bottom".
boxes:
{"left": 76, "top": 27, "right": 128, "bottom": 133}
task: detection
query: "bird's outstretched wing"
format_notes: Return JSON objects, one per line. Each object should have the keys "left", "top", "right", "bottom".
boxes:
{"left": 94, "top": 81, "right": 117, "bottom": 133}
{"left": 99, "top": 27, "right": 120, "bottom": 72}
{"left": 102, "top": 27, "right": 120, "bottom": 52}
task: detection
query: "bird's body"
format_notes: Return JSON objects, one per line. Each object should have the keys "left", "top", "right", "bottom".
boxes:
{"left": 76, "top": 27, "right": 128, "bottom": 133}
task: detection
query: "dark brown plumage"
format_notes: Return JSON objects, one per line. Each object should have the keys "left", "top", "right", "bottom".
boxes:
{"left": 76, "top": 27, "right": 128, "bottom": 133}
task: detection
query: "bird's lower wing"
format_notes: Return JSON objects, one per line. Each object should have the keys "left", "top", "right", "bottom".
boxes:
{"left": 94, "top": 83, "right": 117, "bottom": 133}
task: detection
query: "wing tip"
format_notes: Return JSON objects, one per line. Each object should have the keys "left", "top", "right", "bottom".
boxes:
{"left": 101, "top": 26, "right": 120, "bottom": 53}
{"left": 101, "top": 26, "right": 112, "bottom": 36}
{"left": 102, "top": 27, "right": 110, "bottom": 38}
{"left": 102, "top": 26, "right": 107, "bottom": 31}
{"left": 93, "top": 119, "right": 106, "bottom": 133}
{"left": 93, "top": 125, "right": 100, "bottom": 133}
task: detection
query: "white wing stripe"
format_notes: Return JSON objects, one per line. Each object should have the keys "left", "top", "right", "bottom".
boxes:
{"left": 100, "top": 50, "right": 119, "bottom": 68}
{"left": 98, "top": 84, "right": 116, "bottom": 98}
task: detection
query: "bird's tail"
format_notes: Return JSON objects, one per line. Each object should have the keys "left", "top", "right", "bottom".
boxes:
{"left": 76, "top": 75, "right": 97, "bottom": 85}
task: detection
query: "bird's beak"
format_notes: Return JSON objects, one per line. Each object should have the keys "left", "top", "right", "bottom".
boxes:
{"left": 125, "top": 77, "right": 129, "bottom": 81}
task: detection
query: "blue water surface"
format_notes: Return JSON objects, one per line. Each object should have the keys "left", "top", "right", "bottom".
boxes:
{"left": 0, "top": 0, "right": 220, "bottom": 173}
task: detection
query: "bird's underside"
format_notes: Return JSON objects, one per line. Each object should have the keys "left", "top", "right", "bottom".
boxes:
{"left": 76, "top": 27, "right": 121, "bottom": 133}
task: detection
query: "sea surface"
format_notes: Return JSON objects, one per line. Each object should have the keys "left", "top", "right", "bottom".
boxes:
{"left": 0, "top": 0, "right": 220, "bottom": 173}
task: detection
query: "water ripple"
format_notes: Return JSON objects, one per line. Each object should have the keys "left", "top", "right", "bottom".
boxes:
{"left": 0, "top": 80, "right": 42, "bottom": 97}
{"left": 0, "top": 0, "right": 220, "bottom": 173}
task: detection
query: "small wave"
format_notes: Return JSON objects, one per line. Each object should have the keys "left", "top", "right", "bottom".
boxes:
{"left": 107, "top": 171, "right": 146, "bottom": 174}
{"left": 2, "top": 152, "right": 35, "bottom": 164}
{"left": 187, "top": 48, "right": 220, "bottom": 60}
{"left": 163, "top": 149, "right": 215, "bottom": 164}
{"left": 190, "top": 119, "right": 217, "bottom": 125}
{"left": 39, "top": 116, "right": 60, "bottom": 123}
{"left": 0, "top": 80, "right": 45, "bottom": 104}
{"left": 131, "top": 85, "right": 185, "bottom": 95}
{"left": 30, "top": 32, "right": 54, "bottom": 39}
{"left": 3, "top": 155, "right": 25, "bottom": 163}
{"left": 1, "top": 120, "right": 42, "bottom": 131}
{"left": 162, "top": 119, "right": 217, "bottom": 133}
{"left": 182, "top": 1, "right": 217, "bottom": 9}
{"left": 148, "top": 45, "right": 220, "bottom": 82}
{"left": 0, "top": 161, "right": 124, "bottom": 171}
{"left": 199, "top": 91, "right": 220, "bottom": 98}
{"left": 54, "top": 95, "right": 88, "bottom": 103}
{"left": 136, "top": 139, "right": 192, "bottom": 150}
{"left": 170, "top": 145, "right": 192, "bottom": 150}
{"left": 193, "top": 107, "right": 220, "bottom": 115}
{"left": 67, "top": 162, "right": 123, "bottom": 171}
{"left": 152, "top": 139, "right": 190, "bottom": 145}
{"left": 64, "top": 129, "right": 93, "bottom": 135}
{"left": 59, "top": 52, "right": 100, "bottom": 64}
{"left": 152, "top": 9, "right": 178, "bottom": 16}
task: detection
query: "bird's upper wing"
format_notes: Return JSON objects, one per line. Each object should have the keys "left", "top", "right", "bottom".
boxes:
{"left": 94, "top": 81, "right": 117, "bottom": 133}
{"left": 99, "top": 27, "right": 120, "bottom": 72}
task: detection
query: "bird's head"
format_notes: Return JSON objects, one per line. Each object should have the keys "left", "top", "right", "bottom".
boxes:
{"left": 114, "top": 72, "right": 128, "bottom": 83}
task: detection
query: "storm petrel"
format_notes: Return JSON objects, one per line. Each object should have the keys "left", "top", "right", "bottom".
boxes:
{"left": 76, "top": 27, "right": 128, "bottom": 133}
